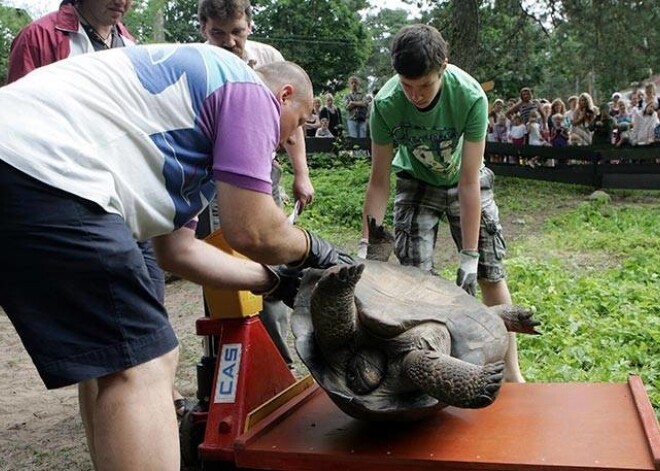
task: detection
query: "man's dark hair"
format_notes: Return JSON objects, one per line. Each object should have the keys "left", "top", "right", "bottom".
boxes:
{"left": 198, "top": 0, "right": 252, "bottom": 24}
{"left": 391, "top": 24, "right": 448, "bottom": 78}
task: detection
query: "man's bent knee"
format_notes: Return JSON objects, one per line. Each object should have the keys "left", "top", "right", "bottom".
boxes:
{"left": 97, "top": 348, "right": 179, "bottom": 390}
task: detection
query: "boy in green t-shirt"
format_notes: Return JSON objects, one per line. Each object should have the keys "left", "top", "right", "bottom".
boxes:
{"left": 361, "top": 24, "right": 525, "bottom": 382}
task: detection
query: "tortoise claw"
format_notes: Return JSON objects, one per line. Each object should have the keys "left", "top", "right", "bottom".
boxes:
{"left": 471, "top": 361, "right": 505, "bottom": 407}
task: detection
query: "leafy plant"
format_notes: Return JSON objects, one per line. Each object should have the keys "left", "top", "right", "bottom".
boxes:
{"left": 282, "top": 159, "right": 377, "bottom": 244}
{"left": 0, "top": 5, "right": 31, "bottom": 84}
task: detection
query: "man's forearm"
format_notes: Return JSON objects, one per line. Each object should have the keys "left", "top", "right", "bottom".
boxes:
{"left": 458, "top": 181, "right": 481, "bottom": 251}
{"left": 283, "top": 126, "right": 314, "bottom": 205}
{"left": 153, "top": 228, "right": 279, "bottom": 292}
{"left": 284, "top": 126, "right": 309, "bottom": 177}
{"left": 362, "top": 189, "right": 389, "bottom": 237}
{"left": 458, "top": 139, "right": 486, "bottom": 252}
{"left": 363, "top": 142, "right": 395, "bottom": 237}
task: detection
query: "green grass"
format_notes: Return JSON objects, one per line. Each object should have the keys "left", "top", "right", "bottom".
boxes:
{"left": 283, "top": 159, "right": 660, "bottom": 416}
{"left": 282, "top": 157, "right": 376, "bottom": 245}
{"left": 511, "top": 201, "right": 660, "bottom": 411}
{"left": 493, "top": 177, "right": 590, "bottom": 216}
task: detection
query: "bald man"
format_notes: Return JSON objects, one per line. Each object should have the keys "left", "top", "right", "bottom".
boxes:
{"left": 0, "top": 43, "right": 351, "bottom": 470}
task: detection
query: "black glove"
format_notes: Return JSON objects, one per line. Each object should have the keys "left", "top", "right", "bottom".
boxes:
{"left": 290, "top": 228, "right": 355, "bottom": 269}
{"left": 254, "top": 265, "right": 303, "bottom": 309}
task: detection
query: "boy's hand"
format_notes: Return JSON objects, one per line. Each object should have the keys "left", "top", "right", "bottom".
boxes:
{"left": 456, "top": 249, "right": 479, "bottom": 296}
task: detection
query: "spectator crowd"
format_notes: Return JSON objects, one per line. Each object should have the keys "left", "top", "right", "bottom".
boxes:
{"left": 307, "top": 80, "right": 660, "bottom": 166}
{"left": 485, "top": 84, "right": 660, "bottom": 167}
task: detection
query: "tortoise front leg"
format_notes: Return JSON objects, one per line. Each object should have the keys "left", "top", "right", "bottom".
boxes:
{"left": 403, "top": 351, "right": 504, "bottom": 409}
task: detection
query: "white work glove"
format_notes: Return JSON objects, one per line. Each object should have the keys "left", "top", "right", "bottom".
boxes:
{"left": 456, "top": 249, "right": 479, "bottom": 296}
{"left": 357, "top": 238, "right": 368, "bottom": 259}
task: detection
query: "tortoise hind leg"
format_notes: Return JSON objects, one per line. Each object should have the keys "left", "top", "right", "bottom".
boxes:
{"left": 403, "top": 351, "right": 504, "bottom": 408}
{"left": 311, "top": 263, "right": 365, "bottom": 353}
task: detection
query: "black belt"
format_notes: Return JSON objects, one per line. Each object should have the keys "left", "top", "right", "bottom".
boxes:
{"left": 395, "top": 171, "right": 452, "bottom": 189}
{"left": 396, "top": 169, "right": 492, "bottom": 190}
{"left": 395, "top": 171, "right": 415, "bottom": 180}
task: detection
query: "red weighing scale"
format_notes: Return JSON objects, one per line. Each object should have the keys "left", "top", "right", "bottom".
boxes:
{"left": 180, "top": 230, "right": 660, "bottom": 471}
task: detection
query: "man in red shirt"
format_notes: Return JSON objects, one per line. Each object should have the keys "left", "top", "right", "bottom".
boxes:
{"left": 7, "top": 0, "right": 134, "bottom": 83}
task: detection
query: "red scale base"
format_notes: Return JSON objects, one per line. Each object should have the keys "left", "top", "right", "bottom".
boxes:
{"left": 195, "top": 316, "right": 296, "bottom": 463}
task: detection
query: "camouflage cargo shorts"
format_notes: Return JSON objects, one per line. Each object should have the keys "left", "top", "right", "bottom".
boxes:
{"left": 393, "top": 167, "right": 507, "bottom": 282}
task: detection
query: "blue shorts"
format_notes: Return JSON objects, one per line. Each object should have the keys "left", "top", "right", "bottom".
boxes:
{"left": 0, "top": 161, "right": 178, "bottom": 389}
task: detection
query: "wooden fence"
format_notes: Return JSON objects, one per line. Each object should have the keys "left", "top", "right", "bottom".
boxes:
{"left": 304, "top": 138, "right": 660, "bottom": 190}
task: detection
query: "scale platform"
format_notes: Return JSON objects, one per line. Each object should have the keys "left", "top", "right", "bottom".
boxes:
{"left": 233, "top": 376, "right": 659, "bottom": 471}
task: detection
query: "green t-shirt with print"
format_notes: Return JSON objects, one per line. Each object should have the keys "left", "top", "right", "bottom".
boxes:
{"left": 370, "top": 64, "right": 488, "bottom": 187}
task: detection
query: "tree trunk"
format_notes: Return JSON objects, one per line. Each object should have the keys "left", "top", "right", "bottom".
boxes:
{"left": 153, "top": 8, "right": 165, "bottom": 42}
{"left": 449, "top": 0, "right": 480, "bottom": 74}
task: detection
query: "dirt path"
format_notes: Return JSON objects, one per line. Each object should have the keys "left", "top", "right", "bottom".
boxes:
{"left": 0, "top": 280, "right": 205, "bottom": 471}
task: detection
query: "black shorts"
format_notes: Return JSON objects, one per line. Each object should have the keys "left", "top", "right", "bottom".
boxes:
{"left": 0, "top": 160, "right": 178, "bottom": 389}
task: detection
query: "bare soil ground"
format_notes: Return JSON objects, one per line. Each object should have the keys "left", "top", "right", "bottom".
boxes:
{"left": 0, "top": 280, "right": 205, "bottom": 471}
{"left": 0, "top": 200, "right": 582, "bottom": 471}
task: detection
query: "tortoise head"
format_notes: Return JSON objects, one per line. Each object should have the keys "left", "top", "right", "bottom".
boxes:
{"left": 346, "top": 347, "right": 387, "bottom": 394}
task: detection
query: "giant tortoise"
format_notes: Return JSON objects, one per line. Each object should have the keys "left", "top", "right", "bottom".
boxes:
{"left": 291, "top": 219, "right": 539, "bottom": 421}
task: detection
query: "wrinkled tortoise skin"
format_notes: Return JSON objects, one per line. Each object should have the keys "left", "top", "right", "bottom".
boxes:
{"left": 291, "top": 219, "right": 539, "bottom": 421}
